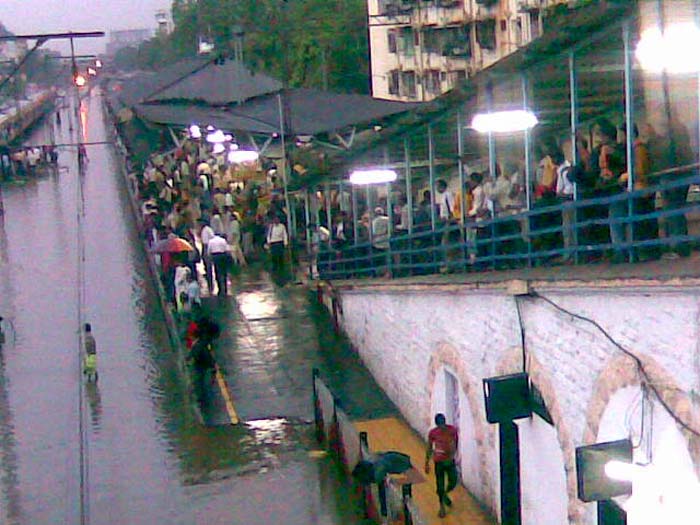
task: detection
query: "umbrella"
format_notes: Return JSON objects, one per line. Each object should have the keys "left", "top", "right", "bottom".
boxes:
{"left": 151, "top": 236, "right": 194, "bottom": 253}
{"left": 352, "top": 451, "right": 412, "bottom": 484}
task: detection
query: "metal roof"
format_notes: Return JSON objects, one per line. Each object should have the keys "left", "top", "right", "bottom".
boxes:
{"left": 146, "top": 59, "right": 283, "bottom": 105}
{"left": 134, "top": 88, "right": 419, "bottom": 136}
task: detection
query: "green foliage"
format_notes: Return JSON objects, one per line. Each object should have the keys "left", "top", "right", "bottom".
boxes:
{"left": 124, "top": 0, "right": 369, "bottom": 93}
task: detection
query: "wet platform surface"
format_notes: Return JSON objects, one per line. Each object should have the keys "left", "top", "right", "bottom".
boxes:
{"left": 0, "top": 92, "right": 390, "bottom": 524}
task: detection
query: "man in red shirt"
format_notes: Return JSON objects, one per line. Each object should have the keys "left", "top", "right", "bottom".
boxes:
{"left": 425, "top": 413, "right": 459, "bottom": 518}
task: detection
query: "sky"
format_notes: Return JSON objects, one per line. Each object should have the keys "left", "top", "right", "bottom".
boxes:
{"left": 0, "top": 0, "right": 172, "bottom": 55}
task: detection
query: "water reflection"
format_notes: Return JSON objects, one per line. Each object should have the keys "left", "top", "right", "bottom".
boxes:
{"left": 237, "top": 290, "right": 280, "bottom": 320}
{"left": 0, "top": 351, "right": 23, "bottom": 525}
{"left": 85, "top": 382, "right": 102, "bottom": 433}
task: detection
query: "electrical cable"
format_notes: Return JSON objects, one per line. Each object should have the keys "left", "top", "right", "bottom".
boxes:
{"left": 531, "top": 290, "right": 700, "bottom": 438}
{"left": 514, "top": 296, "right": 527, "bottom": 373}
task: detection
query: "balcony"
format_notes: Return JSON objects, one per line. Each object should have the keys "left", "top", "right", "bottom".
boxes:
{"left": 518, "top": 0, "right": 544, "bottom": 12}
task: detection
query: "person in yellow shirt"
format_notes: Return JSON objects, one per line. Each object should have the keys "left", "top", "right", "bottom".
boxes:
{"left": 451, "top": 182, "right": 472, "bottom": 224}
{"left": 618, "top": 123, "right": 657, "bottom": 259}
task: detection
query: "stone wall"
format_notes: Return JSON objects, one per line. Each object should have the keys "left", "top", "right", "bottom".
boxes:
{"left": 326, "top": 280, "right": 700, "bottom": 523}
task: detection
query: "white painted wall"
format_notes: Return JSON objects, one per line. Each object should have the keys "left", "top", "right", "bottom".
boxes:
{"left": 333, "top": 284, "right": 700, "bottom": 523}
{"left": 517, "top": 414, "right": 568, "bottom": 525}
{"left": 596, "top": 386, "right": 700, "bottom": 524}
{"left": 431, "top": 366, "right": 487, "bottom": 504}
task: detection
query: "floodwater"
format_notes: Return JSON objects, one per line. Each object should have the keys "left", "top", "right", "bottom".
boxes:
{"left": 0, "top": 92, "right": 373, "bottom": 524}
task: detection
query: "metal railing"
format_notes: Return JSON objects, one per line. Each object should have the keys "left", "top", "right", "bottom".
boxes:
{"left": 312, "top": 368, "right": 426, "bottom": 525}
{"left": 318, "top": 169, "right": 700, "bottom": 280}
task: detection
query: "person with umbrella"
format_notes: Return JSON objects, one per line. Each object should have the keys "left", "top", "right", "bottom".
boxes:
{"left": 151, "top": 234, "right": 196, "bottom": 303}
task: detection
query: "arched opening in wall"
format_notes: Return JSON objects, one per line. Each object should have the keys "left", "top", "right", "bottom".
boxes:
{"left": 515, "top": 383, "right": 568, "bottom": 525}
{"left": 595, "top": 385, "right": 698, "bottom": 524}
{"left": 431, "top": 366, "right": 484, "bottom": 501}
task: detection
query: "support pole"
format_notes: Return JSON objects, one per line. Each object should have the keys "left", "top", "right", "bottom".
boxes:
{"left": 325, "top": 181, "right": 332, "bottom": 248}
{"left": 352, "top": 183, "right": 359, "bottom": 245}
{"left": 428, "top": 124, "right": 437, "bottom": 232}
{"left": 404, "top": 138, "right": 413, "bottom": 235}
{"left": 568, "top": 50, "right": 580, "bottom": 265}
{"left": 277, "top": 93, "right": 293, "bottom": 239}
{"left": 457, "top": 110, "right": 466, "bottom": 227}
{"left": 304, "top": 189, "right": 311, "bottom": 255}
{"left": 623, "top": 21, "right": 636, "bottom": 263}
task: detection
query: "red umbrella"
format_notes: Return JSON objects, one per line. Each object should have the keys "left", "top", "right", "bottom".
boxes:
{"left": 151, "top": 237, "right": 195, "bottom": 253}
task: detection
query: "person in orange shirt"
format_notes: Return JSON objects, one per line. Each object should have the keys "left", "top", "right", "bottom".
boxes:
{"left": 618, "top": 123, "right": 658, "bottom": 259}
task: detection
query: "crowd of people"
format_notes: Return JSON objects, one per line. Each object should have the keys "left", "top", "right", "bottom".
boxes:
{"left": 317, "top": 117, "right": 696, "bottom": 277}
{"left": 0, "top": 144, "right": 59, "bottom": 178}
{"left": 129, "top": 135, "right": 292, "bottom": 309}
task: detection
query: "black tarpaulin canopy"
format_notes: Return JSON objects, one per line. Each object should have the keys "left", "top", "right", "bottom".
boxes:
{"left": 134, "top": 88, "right": 419, "bottom": 137}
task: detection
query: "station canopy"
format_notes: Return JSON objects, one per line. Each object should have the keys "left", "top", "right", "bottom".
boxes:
{"left": 111, "top": 55, "right": 419, "bottom": 140}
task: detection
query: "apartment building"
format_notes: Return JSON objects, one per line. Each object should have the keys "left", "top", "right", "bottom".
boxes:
{"left": 368, "top": 0, "right": 566, "bottom": 101}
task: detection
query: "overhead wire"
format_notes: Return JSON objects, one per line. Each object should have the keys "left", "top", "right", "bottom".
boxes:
{"left": 531, "top": 290, "right": 700, "bottom": 438}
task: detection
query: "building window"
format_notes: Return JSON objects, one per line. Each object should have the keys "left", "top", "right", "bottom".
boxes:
{"left": 388, "top": 70, "right": 400, "bottom": 95}
{"left": 441, "top": 25, "right": 471, "bottom": 57}
{"left": 512, "top": 18, "right": 523, "bottom": 47}
{"left": 529, "top": 11, "right": 541, "bottom": 39}
{"left": 400, "top": 27, "right": 415, "bottom": 57}
{"left": 424, "top": 70, "right": 441, "bottom": 95}
{"left": 423, "top": 28, "right": 441, "bottom": 54}
{"left": 400, "top": 71, "right": 417, "bottom": 98}
{"left": 388, "top": 30, "right": 397, "bottom": 54}
{"left": 476, "top": 19, "right": 497, "bottom": 51}
{"left": 449, "top": 69, "right": 467, "bottom": 87}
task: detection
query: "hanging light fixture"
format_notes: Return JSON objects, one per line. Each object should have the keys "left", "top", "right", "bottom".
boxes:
{"left": 636, "top": 23, "right": 700, "bottom": 74}
{"left": 471, "top": 110, "right": 538, "bottom": 134}
{"left": 227, "top": 150, "right": 259, "bottom": 163}
{"left": 349, "top": 168, "right": 397, "bottom": 185}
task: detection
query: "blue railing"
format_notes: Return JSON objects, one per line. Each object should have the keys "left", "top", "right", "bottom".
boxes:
{"left": 318, "top": 167, "right": 700, "bottom": 280}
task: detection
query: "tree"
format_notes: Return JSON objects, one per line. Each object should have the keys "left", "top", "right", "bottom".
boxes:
{"left": 124, "top": 0, "right": 370, "bottom": 93}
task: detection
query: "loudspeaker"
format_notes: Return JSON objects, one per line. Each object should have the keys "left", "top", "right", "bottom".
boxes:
{"left": 482, "top": 373, "right": 531, "bottom": 424}
{"left": 576, "top": 439, "right": 633, "bottom": 502}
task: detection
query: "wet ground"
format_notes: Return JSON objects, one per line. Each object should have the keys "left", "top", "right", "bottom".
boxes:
{"left": 0, "top": 92, "right": 394, "bottom": 524}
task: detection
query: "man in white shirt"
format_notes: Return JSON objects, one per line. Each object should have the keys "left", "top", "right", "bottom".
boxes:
{"left": 266, "top": 215, "right": 288, "bottom": 273}
{"left": 207, "top": 232, "right": 230, "bottom": 296}
{"left": 200, "top": 220, "right": 216, "bottom": 293}
{"left": 556, "top": 141, "right": 576, "bottom": 260}
{"left": 435, "top": 179, "right": 456, "bottom": 271}
{"left": 435, "top": 179, "right": 454, "bottom": 223}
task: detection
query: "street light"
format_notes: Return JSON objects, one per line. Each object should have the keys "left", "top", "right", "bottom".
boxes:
{"left": 73, "top": 73, "right": 87, "bottom": 87}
